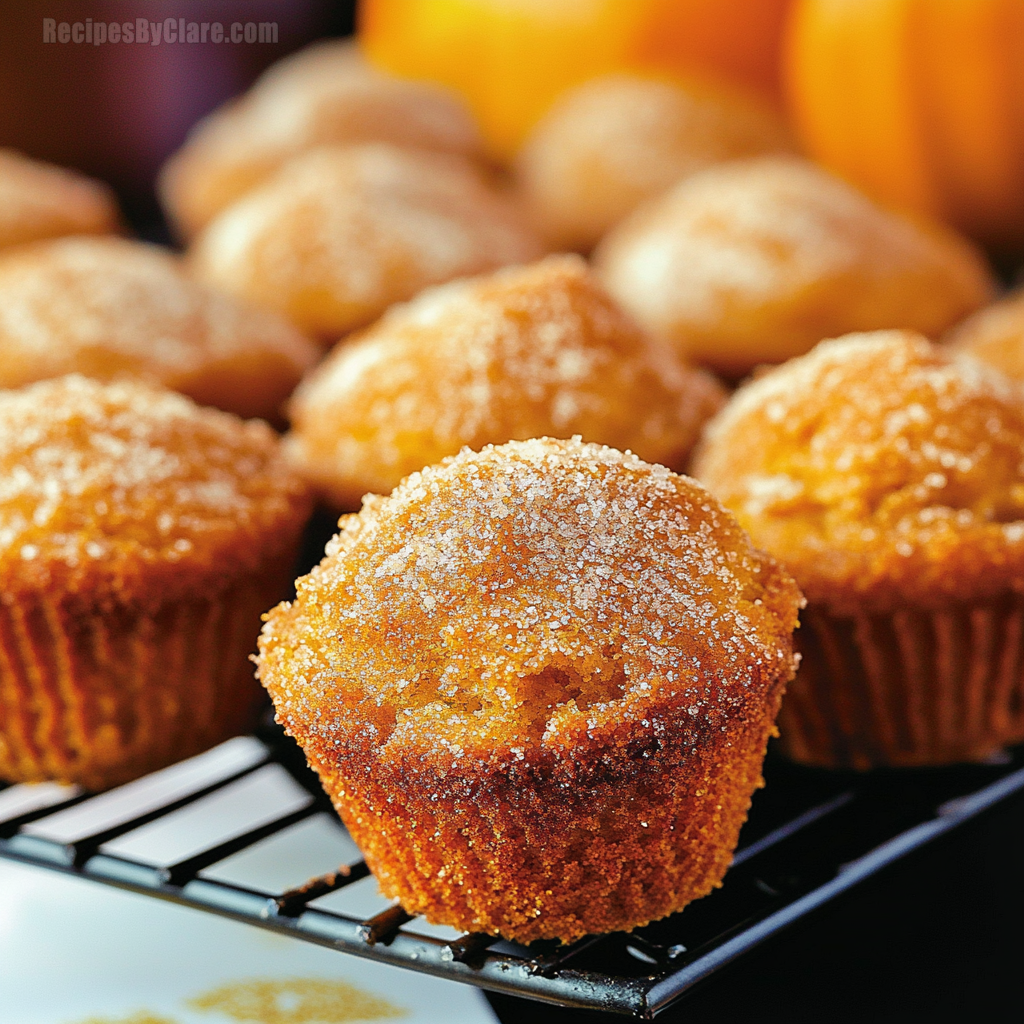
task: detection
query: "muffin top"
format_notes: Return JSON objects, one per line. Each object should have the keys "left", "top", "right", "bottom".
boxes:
{"left": 0, "top": 149, "right": 120, "bottom": 251}
{"left": 694, "top": 331, "right": 1024, "bottom": 611}
{"left": 189, "top": 144, "right": 542, "bottom": 340}
{"left": 160, "top": 41, "right": 482, "bottom": 238}
{"left": 946, "top": 289, "right": 1024, "bottom": 383}
{"left": 258, "top": 438, "right": 802, "bottom": 777}
{"left": 0, "top": 236, "right": 319, "bottom": 422}
{"left": 286, "top": 255, "right": 726, "bottom": 507}
{"left": 595, "top": 156, "right": 995, "bottom": 376}
{"left": 516, "top": 73, "right": 792, "bottom": 252}
{"left": 0, "top": 375, "right": 312, "bottom": 606}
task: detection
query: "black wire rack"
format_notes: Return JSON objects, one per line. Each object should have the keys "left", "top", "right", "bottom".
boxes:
{"left": 2, "top": 718, "right": 1024, "bottom": 1020}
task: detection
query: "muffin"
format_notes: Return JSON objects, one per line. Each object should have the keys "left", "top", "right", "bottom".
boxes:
{"left": 189, "top": 144, "right": 543, "bottom": 341}
{"left": 694, "top": 330, "right": 1024, "bottom": 769}
{"left": 0, "top": 149, "right": 120, "bottom": 251}
{"left": 595, "top": 156, "right": 996, "bottom": 377}
{"left": 0, "top": 375, "right": 312, "bottom": 790}
{"left": 257, "top": 438, "right": 803, "bottom": 942}
{"left": 515, "top": 73, "right": 793, "bottom": 253}
{"left": 945, "top": 289, "right": 1024, "bottom": 383}
{"left": 160, "top": 40, "right": 483, "bottom": 239}
{"left": 286, "top": 255, "right": 725, "bottom": 508}
{"left": 0, "top": 236, "right": 319, "bottom": 423}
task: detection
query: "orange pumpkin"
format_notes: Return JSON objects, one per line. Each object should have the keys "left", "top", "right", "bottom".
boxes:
{"left": 786, "top": 0, "right": 1024, "bottom": 254}
{"left": 359, "top": 0, "right": 793, "bottom": 160}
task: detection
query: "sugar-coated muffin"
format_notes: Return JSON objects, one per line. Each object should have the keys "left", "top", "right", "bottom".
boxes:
{"left": 189, "top": 144, "right": 543, "bottom": 341}
{"left": 257, "top": 438, "right": 803, "bottom": 942}
{"left": 515, "top": 74, "right": 793, "bottom": 253}
{"left": 286, "top": 255, "right": 726, "bottom": 508}
{"left": 0, "top": 375, "right": 312, "bottom": 789}
{"left": 945, "top": 289, "right": 1024, "bottom": 383}
{"left": 0, "top": 236, "right": 319, "bottom": 423}
{"left": 0, "top": 149, "right": 120, "bottom": 250}
{"left": 159, "top": 40, "right": 483, "bottom": 239}
{"left": 694, "top": 330, "right": 1024, "bottom": 768}
{"left": 595, "top": 157, "right": 996, "bottom": 377}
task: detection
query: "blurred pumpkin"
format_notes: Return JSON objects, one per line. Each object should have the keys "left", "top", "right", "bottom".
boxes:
{"left": 786, "top": 0, "right": 1024, "bottom": 255}
{"left": 359, "top": 0, "right": 793, "bottom": 160}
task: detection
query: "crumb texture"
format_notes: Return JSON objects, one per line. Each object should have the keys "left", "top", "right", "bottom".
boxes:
{"left": 695, "top": 330, "right": 1024, "bottom": 612}
{"left": 258, "top": 438, "right": 801, "bottom": 941}
{"left": 287, "top": 255, "right": 725, "bottom": 507}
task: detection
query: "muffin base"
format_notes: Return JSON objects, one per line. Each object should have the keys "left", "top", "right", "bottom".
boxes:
{"left": 0, "top": 553, "right": 295, "bottom": 791}
{"left": 780, "top": 599, "right": 1024, "bottom": 769}
{"left": 313, "top": 693, "right": 785, "bottom": 944}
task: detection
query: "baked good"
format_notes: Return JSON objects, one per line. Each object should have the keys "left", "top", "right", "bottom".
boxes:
{"left": 694, "top": 330, "right": 1024, "bottom": 768}
{"left": 0, "top": 236, "right": 319, "bottom": 423}
{"left": 945, "top": 289, "right": 1024, "bottom": 383}
{"left": 0, "top": 149, "right": 119, "bottom": 250}
{"left": 595, "top": 156, "right": 996, "bottom": 377}
{"left": 189, "top": 144, "right": 543, "bottom": 342}
{"left": 515, "top": 73, "right": 792, "bottom": 252}
{"left": 0, "top": 375, "right": 312, "bottom": 790}
{"left": 159, "top": 40, "right": 483, "bottom": 239}
{"left": 257, "top": 437, "right": 803, "bottom": 942}
{"left": 286, "top": 255, "right": 725, "bottom": 508}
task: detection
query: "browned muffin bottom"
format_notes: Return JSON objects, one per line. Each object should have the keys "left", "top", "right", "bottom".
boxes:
{"left": 257, "top": 438, "right": 802, "bottom": 942}
{"left": 695, "top": 330, "right": 1024, "bottom": 768}
{"left": 0, "top": 375, "right": 312, "bottom": 789}
{"left": 285, "top": 255, "right": 726, "bottom": 508}
{"left": 0, "top": 148, "right": 120, "bottom": 250}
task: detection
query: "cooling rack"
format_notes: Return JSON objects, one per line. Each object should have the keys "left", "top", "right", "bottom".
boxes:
{"left": 2, "top": 718, "right": 1023, "bottom": 1020}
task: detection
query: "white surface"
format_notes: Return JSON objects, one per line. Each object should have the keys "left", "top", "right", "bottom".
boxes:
{"left": 24, "top": 737, "right": 267, "bottom": 844}
{"left": 199, "top": 812, "right": 363, "bottom": 894}
{"left": 0, "top": 858, "right": 499, "bottom": 1023}
{"left": 100, "top": 763, "right": 314, "bottom": 867}
{"left": 0, "top": 783, "right": 81, "bottom": 824}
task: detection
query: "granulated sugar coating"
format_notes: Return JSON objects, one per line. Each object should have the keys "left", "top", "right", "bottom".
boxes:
{"left": 189, "top": 144, "right": 543, "bottom": 341}
{"left": 594, "top": 156, "right": 995, "bottom": 377}
{"left": 286, "top": 255, "right": 726, "bottom": 507}
{"left": 0, "top": 148, "right": 119, "bottom": 250}
{"left": 0, "top": 375, "right": 312, "bottom": 789}
{"left": 0, "top": 236, "right": 319, "bottom": 423}
{"left": 516, "top": 73, "right": 792, "bottom": 252}
{"left": 695, "top": 331, "right": 1024, "bottom": 613}
{"left": 0, "top": 375, "right": 311, "bottom": 607}
{"left": 159, "top": 39, "right": 482, "bottom": 238}
{"left": 257, "top": 438, "right": 802, "bottom": 941}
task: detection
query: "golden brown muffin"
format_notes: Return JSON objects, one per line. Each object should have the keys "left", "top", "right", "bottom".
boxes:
{"left": 595, "top": 156, "right": 996, "bottom": 378}
{"left": 694, "top": 330, "right": 1024, "bottom": 768}
{"left": 0, "top": 149, "right": 120, "bottom": 250}
{"left": 189, "top": 144, "right": 543, "bottom": 342}
{"left": 0, "top": 236, "right": 319, "bottom": 423}
{"left": 515, "top": 73, "right": 793, "bottom": 253}
{"left": 160, "top": 40, "right": 483, "bottom": 239}
{"left": 945, "top": 289, "right": 1024, "bottom": 383}
{"left": 0, "top": 375, "right": 312, "bottom": 790}
{"left": 257, "top": 438, "right": 803, "bottom": 942}
{"left": 286, "top": 255, "right": 726, "bottom": 508}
